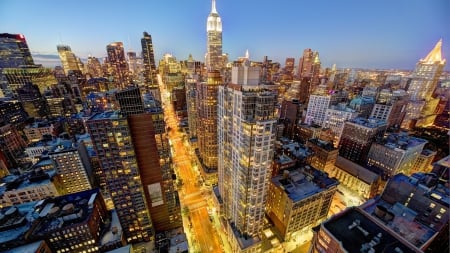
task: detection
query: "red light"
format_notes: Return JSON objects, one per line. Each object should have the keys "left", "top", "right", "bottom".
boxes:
{"left": 19, "top": 34, "right": 24, "bottom": 39}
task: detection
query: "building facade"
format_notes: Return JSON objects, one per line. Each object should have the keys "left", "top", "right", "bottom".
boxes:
{"left": 218, "top": 62, "right": 277, "bottom": 251}
{"left": 86, "top": 111, "right": 153, "bottom": 243}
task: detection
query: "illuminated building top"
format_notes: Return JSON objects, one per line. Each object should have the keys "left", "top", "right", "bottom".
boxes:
{"left": 421, "top": 39, "right": 445, "bottom": 64}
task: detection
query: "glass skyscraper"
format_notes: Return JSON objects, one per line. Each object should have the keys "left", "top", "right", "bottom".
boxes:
{"left": 0, "top": 33, "right": 34, "bottom": 69}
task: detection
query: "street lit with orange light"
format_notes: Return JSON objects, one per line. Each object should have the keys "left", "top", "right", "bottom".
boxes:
{"left": 159, "top": 75, "right": 223, "bottom": 252}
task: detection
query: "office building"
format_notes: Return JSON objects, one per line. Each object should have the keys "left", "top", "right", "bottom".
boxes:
{"left": 0, "top": 33, "right": 34, "bottom": 69}
{"left": 185, "top": 76, "right": 198, "bottom": 140}
{"left": 410, "top": 149, "right": 437, "bottom": 175}
{"left": 297, "top": 49, "right": 320, "bottom": 81}
{"left": 16, "top": 82, "right": 50, "bottom": 118}
{"left": 141, "top": 31, "right": 160, "bottom": 100}
{"left": 367, "top": 132, "right": 427, "bottom": 177}
{"left": 217, "top": 61, "right": 277, "bottom": 251}
{"left": 48, "top": 140, "right": 93, "bottom": 195}
{"left": 403, "top": 39, "right": 446, "bottom": 129}
{"left": 0, "top": 123, "right": 27, "bottom": 168}
{"left": 197, "top": 71, "right": 221, "bottom": 171}
{"left": 56, "top": 45, "right": 82, "bottom": 75}
{"left": 206, "top": 0, "right": 223, "bottom": 71}
{"left": 106, "top": 42, "right": 130, "bottom": 89}
{"left": 304, "top": 94, "right": 332, "bottom": 126}
{"left": 323, "top": 103, "right": 359, "bottom": 146}
{"left": 116, "top": 87, "right": 182, "bottom": 233}
{"left": 86, "top": 111, "right": 153, "bottom": 243}
{"left": 338, "top": 118, "right": 386, "bottom": 165}
{"left": 306, "top": 138, "right": 338, "bottom": 173}
{"left": 86, "top": 56, "right": 104, "bottom": 78}
{"left": 0, "top": 99, "right": 28, "bottom": 127}
{"left": 267, "top": 166, "right": 338, "bottom": 241}
{"left": 370, "top": 89, "right": 408, "bottom": 128}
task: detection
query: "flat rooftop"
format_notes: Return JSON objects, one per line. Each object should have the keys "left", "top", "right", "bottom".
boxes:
{"left": 383, "top": 132, "right": 428, "bottom": 150}
{"left": 0, "top": 201, "right": 39, "bottom": 250}
{"left": 363, "top": 199, "right": 436, "bottom": 248}
{"left": 89, "top": 110, "right": 122, "bottom": 121}
{"left": 323, "top": 207, "right": 417, "bottom": 253}
{"left": 335, "top": 156, "right": 379, "bottom": 184}
{"left": 272, "top": 166, "right": 338, "bottom": 202}
{"left": 31, "top": 189, "right": 100, "bottom": 237}
{"left": 349, "top": 117, "right": 386, "bottom": 128}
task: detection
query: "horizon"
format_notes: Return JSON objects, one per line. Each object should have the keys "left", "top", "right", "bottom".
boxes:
{"left": 0, "top": 0, "right": 449, "bottom": 71}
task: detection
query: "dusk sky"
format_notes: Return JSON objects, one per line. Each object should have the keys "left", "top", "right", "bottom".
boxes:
{"left": 0, "top": 0, "right": 448, "bottom": 70}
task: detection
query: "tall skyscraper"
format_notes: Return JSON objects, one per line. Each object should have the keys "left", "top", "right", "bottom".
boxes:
{"left": 86, "top": 111, "right": 153, "bottom": 243}
{"left": 402, "top": 39, "right": 446, "bottom": 129}
{"left": 185, "top": 76, "right": 198, "bottom": 140}
{"left": 206, "top": 0, "right": 223, "bottom": 71}
{"left": 85, "top": 56, "right": 104, "bottom": 78}
{"left": 217, "top": 61, "right": 277, "bottom": 251}
{"left": 197, "top": 71, "right": 221, "bottom": 172}
{"left": 106, "top": 42, "right": 130, "bottom": 89}
{"left": 141, "top": 32, "right": 160, "bottom": 100}
{"left": 56, "top": 45, "right": 81, "bottom": 75}
{"left": 0, "top": 33, "right": 34, "bottom": 69}
{"left": 116, "top": 87, "right": 182, "bottom": 232}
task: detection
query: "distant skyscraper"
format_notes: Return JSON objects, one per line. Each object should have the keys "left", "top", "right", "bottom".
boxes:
{"left": 106, "top": 42, "right": 130, "bottom": 89}
{"left": 206, "top": 0, "right": 223, "bottom": 71}
{"left": 86, "top": 56, "right": 103, "bottom": 78}
{"left": 297, "top": 49, "right": 320, "bottom": 81}
{"left": 141, "top": 32, "right": 160, "bottom": 100}
{"left": 86, "top": 111, "right": 153, "bottom": 243}
{"left": 217, "top": 61, "right": 277, "bottom": 251}
{"left": 402, "top": 39, "right": 446, "bottom": 129}
{"left": 56, "top": 45, "right": 81, "bottom": 75}
{"left": 0, "top": 33, "right": 34, "bottom": 69}
{"left": 197, "top": 71, "right": 220, "bottom": 171}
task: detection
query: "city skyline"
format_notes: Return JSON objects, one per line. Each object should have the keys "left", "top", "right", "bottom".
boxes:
{"left": 0, "top": 0, "right": 448, "bottom": 71}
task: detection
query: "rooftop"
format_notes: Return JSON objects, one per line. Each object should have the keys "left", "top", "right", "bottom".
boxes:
{"left": 323, "top": 207, "right": 418, "bottom": 253}
{"left": 349, "top": 117, "right": 386, "bottom": 128}
{"left": 0, "top": 201, "right": 39, "bottom": 250}
{"left": 382, "top": 132, "right": 428, "bottom": 150}
{"left": 335, "top": 156, "right": 379, "bottom": 184}
{"left": 30, "top": 188, "right": 101, "bottom": 237}
{"left": 89, "top": 110, "right": 122, "bottom": 121}
{"left": 363, "top": 199, "right": 436, "bottom": 248}
{"left": 272, "top": 165, "right": 339, "bottom": 202}
{"left": 0, "top": 169, "right": 55, "bottom": 196}
{"left": 307, "top": 138, "right": 337, "bottom": 151}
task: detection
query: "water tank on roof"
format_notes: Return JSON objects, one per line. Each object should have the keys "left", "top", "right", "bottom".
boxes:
{"left": 5, "top": 207, "right": 18, "bottom": 216}
{"left": 62, "top": 203, "right": 75, "bottom": 213}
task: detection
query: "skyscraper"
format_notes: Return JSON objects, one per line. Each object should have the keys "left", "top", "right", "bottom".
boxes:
{"left": 116, "top": 87, "right": 182, "bottom": 232}
{"left": 106, "top": 42, "right": 130, "bottom": 89}
{"left": 206, "top": 0, "right": 223, "bottom": 71}
{"left": 86, "top": 111, "right": 153, "bottom": 243}
{"left": 56, "top": 45, "right": 81, "bottom": 75}
{"left": 0, "top": 33, "right": 34, "bottom": 69}
{"left": 141, "top": 32, "right": 160, "bottom": 100}
{"left": 402, "top": 39, "right": 446, "bottom": 129}
{"left": 217, "top": 61, "right": 277, "bottom": 251}
{"left": 197, "top": 71, "right": 220, "bottom": 171}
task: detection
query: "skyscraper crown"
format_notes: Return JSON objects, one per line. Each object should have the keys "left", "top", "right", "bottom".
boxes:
{"left": 422, "top": 39, "right": 445, "bottom": 64}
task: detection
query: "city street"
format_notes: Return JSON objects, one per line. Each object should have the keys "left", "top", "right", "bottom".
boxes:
{"left": 159, "top": 75, "right": 222, "bottom": 252}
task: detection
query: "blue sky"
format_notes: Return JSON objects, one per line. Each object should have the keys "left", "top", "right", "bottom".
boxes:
{"left": 0, "top": 0, "right": 448, "bottom": 70}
